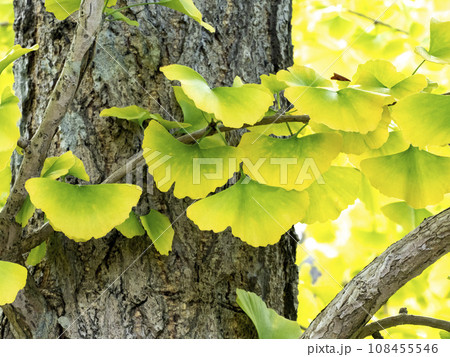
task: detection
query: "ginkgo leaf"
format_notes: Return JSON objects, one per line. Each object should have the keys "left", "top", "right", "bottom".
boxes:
{"left": 381, "top": 202, "right": 432, "bottom": 231}
{"left": 44, "top": 0, "right": 82, "bottom": 20}
{"left": 0, "top": 44, "right": 38, "bottom": 75}
{"left": 140, "top": 210, "right": 174, "bottom": 255}
{"left": 161, "top": 65, "right": 273, "bottom": 128}
{"left": 279, "top": 66, "right": 392, "bottom": 133}
{"left": 143, "top": 121, "right": 239, "bottom": 199}
{"left": 100, "top": 105, "right": 190, "bottom": 130}
{"left": 173, "top": 86, "right": 212, "bottom": 132}
{"left": 236, "top": 289, "right": 301, "bottom": 339}
{"left": 157, "top": 0, "right": 215, "bottom": 32}
{"left": 0, "top": 166, "right": 11, "bottom": 207}
{"left": 187, "top": 178, "right": 309, "bottom": 247}
{"left": 415, "top": 18, "right": 450, "bottom": 64}
{"left": 104, "top": 8, "right": 139, "bottom": 27}
{"left": 303, "top": 167, "right": 361, "bottom": 224}
{"left": 26, "top": 242, "right": 47, "bottom": 266}
{"left": 116, "top": 211, "right": 145, "bottom": 239}
{"left": 390, "top": 93, "right": 450, "bottom": 147}
{"left": 238, "top": 132, "right": 342, "bottom": 191}
{"left": 0, "top": 87, "right": 20, "bottom": 152}
{"left": 311, "top": 106, "right": 391, "bottom": 155}
{"left": 360, "top": 146, "right": 450, "bottom": 208}
{"left": 41, "top": 151, "right": 89, "bottom": 181}
{"left": 352, "top": 60, "right": 427, "bottom": 99}
{"left": 260, "top": 73, "right": 288, "bottom": 94}
{"left": 25, "top": 178, "right": 142, "bottom": 242}
{"left": 0, "top": 261, "right": 27, "bottom": 305}
{"left": 15, "top": 196, "right": 35, "bottom": 228}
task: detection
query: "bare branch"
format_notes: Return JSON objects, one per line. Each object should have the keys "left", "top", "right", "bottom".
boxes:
{"left": 301, "top": 207, "right": 450, "bottom": 339}
{"left": 358, "top": 314, "right": 450, "bottom": 339}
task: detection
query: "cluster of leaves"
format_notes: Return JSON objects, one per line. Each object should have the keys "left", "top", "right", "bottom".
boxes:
{"left": 0, "top": 0, "right": 449, "bottom": 340}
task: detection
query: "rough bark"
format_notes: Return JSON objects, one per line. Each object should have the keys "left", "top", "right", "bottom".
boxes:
{"left": 1, "top": 0, "right": 297, "bottom": 338}
{"left": 301, "top": 208, "right": 450, "bottom": 339}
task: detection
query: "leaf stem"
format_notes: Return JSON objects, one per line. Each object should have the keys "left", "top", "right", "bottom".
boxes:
{"left": 412, "top": 60, "right": 425, "bottom": 75}
{"left": 285, "top": 122, "right": 294, "bottom": 136}
{"left": 293, "top": 123, "right": 308, "bottom": 137}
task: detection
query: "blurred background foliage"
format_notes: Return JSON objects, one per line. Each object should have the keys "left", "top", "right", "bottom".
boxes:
{"left": 0, "top": 0, "right": 448, "bottom": 339}
{"left": 292, "top": 0, "right": 449, "bottom": 338}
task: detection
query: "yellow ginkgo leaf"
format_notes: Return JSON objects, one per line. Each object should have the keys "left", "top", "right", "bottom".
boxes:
{"left": 187, "top": 178, "right": 309, "bottom": 247}
{"left": 238, "top": 132, "right": 342, "bottom": 191}
{"left": 0, "top": 88, "right": 20, "bottom": 153}
{"left": 116, "top": 211, "right": 145, "bottom": 239}
{"left": 360, "top": 146, "right": 450, "bottom": 208}
{"left": 161, "top": 65, "right": 273, "bottom": 128}
{"left": 303, "top": 166, "right": 361, "bottom": 224}
{"left": 0, "top": 261, "right": 27, "bottom": 305}
{"left": 143, "top": 121, "right": 239, "bottom": 199}
{"left": 25, "top": 178, "right": 142, "bottom": 242}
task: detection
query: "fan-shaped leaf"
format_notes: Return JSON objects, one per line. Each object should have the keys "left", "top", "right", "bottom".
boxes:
{"left": 0, "top": 166, "right": 11, "bottom": 207}
{"left": 161, "top": 65, "right": 273, "bottom": 128}
{"left": 415, "top": 18, "right": 450, "bottom": 64}
{"left": 41, "top": 151, "right": 89, "bottom": 181}
{"left": 0, "top": 44, "right": 38, "bottom": 75}
{"left": 260, "top": 73, "right": 288, "bottom": 94}
{"left": 15, "top": 196, "right": 35, "bottom": 228}
{"left": 173, "top": 86, "right": 212, "bottom": 133}
{"left": 381, "top": 202, "right": 432, "bottom": 231}
{"left": 279, "top": 66, "right": 392, "bottom": 133}
{"left": 25, "top": 178, "right": 142, "bottom": 242}
{"left": 157, "top": 0, "right": 215, "bottom": 32}
{"left": 143, "top": 121, "right": 239, "bottom": 199}
{"left": 140, "top": 210, "right": 174, "bottom": 255}
{"left": 26, "top": 242, "right": 47, "bottom": 266}
{"left": 187, "top": 178, "right": 309, "bottom": 247}
{"left": 236, "top": 289, "right": 301, "bottom": 339}
{"left": 0, "top": 261, "right": 27, "bottom": 305}
{"left": 116, "top": 211, "right": 145, "bottom": 238}
{"left": 360, "top": 146, "right": 450, "bottom": 208}
{"left": 352, "top": 60, "right": 427, "bottom": 99}
{"left": 239, "top": 132, "right": 342, "bottom": 191}
{"left": 44, "top": 0, "right": 82, "bottom": 20}
{"left": 391, "top": 93, "right": 450, "bottom": 147}
{"left": 303, "top": 167, "right": 361, "bottom": 224}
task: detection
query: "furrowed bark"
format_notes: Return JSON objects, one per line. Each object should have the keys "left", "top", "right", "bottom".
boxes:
{"left": 301, "top": 208, "right": 450, "bottom": 339}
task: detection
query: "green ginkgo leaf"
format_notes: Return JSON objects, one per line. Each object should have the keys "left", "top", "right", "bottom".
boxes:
{"left": 238, "top": 132, "right": 342, "bottom": 191}
{"left": 104, "top": 8, "right": 139, "bottom": 27}
{"left": 100, "top": 105, "right": 190, "bottom": 130}
{"left": 44, "top": 0, "right": 82, "bottom": 20}
{"left": 260, "top": 73, "right": 288, "bottom": 94}
{"left": 15, "top": 196, "right": 35, "bottom": 228}
{"left": 236, "top": 289, "right": 301, "bottom": 339}
{"left": 143, "top": 121, "right": 239, "bottom": 199}
{"left": 187, "top": 178, "right": 309, "bottom": 247}
{"left": 390, "top": 93, "right": 450, "bottom": 147}
{"left": 25, "top": 178, "right": 142, "bottom": 242}
{"left": 360, "top": 146, "right": 450, "bottom": 208}
{"left": 279, "top": 66, "right": 391, "bottom": 133}
{"left": 173, "top": 86, "right": 212, "bottom": 133}
{"left": 26, "top": 242, "right": 47, "bottom": 266}
{"left": 0, "top": 87, "right": 20, "bottom": 152}
{"left": 157, "top": 0, "right": 215, "bottom": 32}
{"left": 303, "top": 167, "right": 361, "bottom": 224}
{"left": 352, "top": 60, "right": 427, "bottom": 99}
{"left": 116, "top": 211, "right": 145, "bottom": 238}
{"left": 381, "top": 202, "right": 432, "bottom": 231}
{"left": 41, "top": 151, "right": 89, "bottom": 181}
{"left": 311, "top": 107, "right": 391, "bottom": 155}
{"left": 0, "top": 166, "right": 11, "bottom": 207}
{"left": 0, "top": 261, "right": 27, "bottom": 305}
{"left": 415, "top": 18, "right": 450, "bottom": 64}
{"left": 0, "top": 44, "right": 38, "bottom": 75}
{"left": 161, "top": 65, "right": 273, "bottom": 128}
{"left": 140, "top": 210, "right": 174, "bottom": 255}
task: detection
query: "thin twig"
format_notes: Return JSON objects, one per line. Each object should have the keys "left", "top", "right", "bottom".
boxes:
{"left": 358, "top": 315, "right": 450, "bottom": 339}
{"left": 347, "top": 10, "right": 409, "bottom": 34}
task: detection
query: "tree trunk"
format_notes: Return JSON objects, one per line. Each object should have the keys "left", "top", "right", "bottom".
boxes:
{"left": 1, "top": 0, "right": 297, "bottom": 338}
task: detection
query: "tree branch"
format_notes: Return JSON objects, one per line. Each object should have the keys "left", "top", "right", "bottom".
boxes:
{"left": 102, "top": 114, "right": 310, "bottom": 184}
{"left": 347, "top": 10, "right": 409, "bottom": 34}
{"left": 358, "top": 314, "right": 450, "bottom": 339}
{"left": 301, "top": 207, "right": 450, "bottom": 339}
{"left": 0, "top": 0, "right": 104, "bottom": 258}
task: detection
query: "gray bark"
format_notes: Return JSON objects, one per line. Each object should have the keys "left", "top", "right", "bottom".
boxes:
{"left": 1, "top": 0, "right": 297, "bottom": 338}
